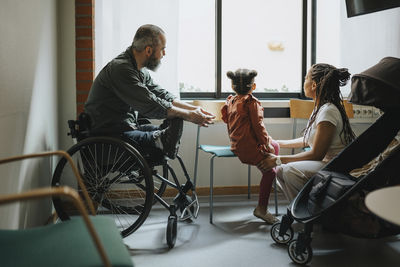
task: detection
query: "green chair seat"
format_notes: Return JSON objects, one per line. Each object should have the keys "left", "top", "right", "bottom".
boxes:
{"left": 0, "top": 216, "right": 133, "bottom": 267}
{"left": 199, "top": 145, "right": 236, "bottom": 157}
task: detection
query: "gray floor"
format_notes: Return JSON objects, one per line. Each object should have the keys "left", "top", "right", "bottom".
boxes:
{"left": 124, "top": 195, "right": 400, "bottom": 267}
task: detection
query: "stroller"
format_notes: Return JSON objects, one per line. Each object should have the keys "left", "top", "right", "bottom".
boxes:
{"left": 270, "top": 57, "right": 400, "bottom": 264}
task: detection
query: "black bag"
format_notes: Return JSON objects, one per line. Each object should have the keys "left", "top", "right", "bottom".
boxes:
{"left": 308, "top": 170, "right": 357, "bottom": 214}
{"left": 321, "top": 190, "right": 400, "bottom": 238}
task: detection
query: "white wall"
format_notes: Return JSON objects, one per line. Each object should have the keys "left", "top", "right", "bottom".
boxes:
{"left": 316, "top": 3, "right": 400, "bottom": 97}
{"left": 340, "top": 4, "right": 400, "bottom": 80}
{"left": 58, "top": 0, "right": 76, "bottom": 151}
{"left": 0, "top": 0, "right": 60, "bottom": 229}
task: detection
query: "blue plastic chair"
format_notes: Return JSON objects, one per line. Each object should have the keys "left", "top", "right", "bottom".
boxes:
{"left": 192, "top": 101, "right": 279, "bottom": 224}
{"left": 193, "top": 125, "right": 252, "bottom": 224}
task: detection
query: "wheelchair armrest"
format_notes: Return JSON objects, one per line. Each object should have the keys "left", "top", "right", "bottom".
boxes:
{"left": 67, "top": 113, "right": 92, "bottom": 139}
{"left": 67, "top": 120, "right": 79, "bottom": 138}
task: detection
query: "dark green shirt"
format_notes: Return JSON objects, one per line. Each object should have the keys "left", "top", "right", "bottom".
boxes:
{"left": 84, "top": 46, "right": 176, "bottom": 133}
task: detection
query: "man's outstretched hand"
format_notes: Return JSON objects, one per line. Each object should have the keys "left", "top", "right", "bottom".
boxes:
{"left": 189, "top": 107, "right": 216, "bottom": 127}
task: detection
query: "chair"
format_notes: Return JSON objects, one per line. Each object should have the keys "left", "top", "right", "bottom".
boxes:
{"left": 0, "top": 151, "right": 133, "bottom": 267}
{"left": 192, "top": 100, "right": 278, "bottom": 223}
{"left": 289, "top": 99, "right": 354, "bottom": 153}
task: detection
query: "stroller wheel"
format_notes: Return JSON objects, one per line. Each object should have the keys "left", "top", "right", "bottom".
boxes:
{"left": 288, "top": 239, "right": 313, "bottom": 265}
{"left": 166, "top": 215, "right": 177, "bottom": 248}
{"left": 270, "top": 222, "right": 294, "bottom": 244}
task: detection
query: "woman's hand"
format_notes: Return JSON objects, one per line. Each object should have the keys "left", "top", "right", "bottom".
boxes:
{"left": 257, "top": 154, "right": 278, "bottom": 172}
{"left": 266, "top": 143, "right": 275, "bottom": 154}
{"left": 260, "top": 144, "right": 275, "bottom": 155}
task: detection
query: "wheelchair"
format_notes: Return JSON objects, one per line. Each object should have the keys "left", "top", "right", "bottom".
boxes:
{"left": 51, "top": 113, "right": 199, "bottom": 248}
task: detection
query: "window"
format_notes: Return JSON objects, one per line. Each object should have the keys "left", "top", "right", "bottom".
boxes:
{"left": 177, "top": 0, "right": 215, "bottom": 94}
{"left": 221, "top": 0, "right": 303, "bottom": 94}
{"left": 95, "top": 0, "right": 306, "bottom": 99}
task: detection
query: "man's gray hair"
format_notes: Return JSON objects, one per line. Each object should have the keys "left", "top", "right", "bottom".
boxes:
{"left": 132, "top": 24, "right": 165, "bottom": 51}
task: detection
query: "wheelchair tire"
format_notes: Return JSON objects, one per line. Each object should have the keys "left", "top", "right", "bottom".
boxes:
{"left": 52, "top": 136, "right": 154, "bottom": 237}
{"left": 166, "top": 215, "right": 177, "bottom": 248}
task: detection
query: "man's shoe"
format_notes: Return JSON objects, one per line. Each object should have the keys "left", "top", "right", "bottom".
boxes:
{"left": 160, "top": 118, "right": 183, "bottom": 159}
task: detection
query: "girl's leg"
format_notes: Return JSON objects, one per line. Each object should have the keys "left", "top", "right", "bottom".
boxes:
{"left": 253, "top": 140, "right": 280, "bottom": 224}
{"left": 257, "top": 139, "right": 280, "bottom": 209}
{"left": 253, "top": 168, "right": 279, "bottom": 224}
{"left": 258, "top": 169, "right": 277, "bottom": 208}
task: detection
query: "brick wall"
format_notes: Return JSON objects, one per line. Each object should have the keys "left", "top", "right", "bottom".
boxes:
{"left": 75, "top": 0, "right": 95, "bottom": 114}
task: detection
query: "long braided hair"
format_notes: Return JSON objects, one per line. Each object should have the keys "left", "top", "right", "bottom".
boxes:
{"left": 304, "top": 63, "right": 356, "bottom": 145}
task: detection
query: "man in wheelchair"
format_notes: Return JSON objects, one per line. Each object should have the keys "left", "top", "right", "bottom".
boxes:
{"left": 84, "top": 24, "right": 215, "bottom": 160}
{"left": 52, "top": 25, "right": 215, "bottom": 248}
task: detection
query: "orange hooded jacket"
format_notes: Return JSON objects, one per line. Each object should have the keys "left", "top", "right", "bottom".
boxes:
{"left": 221, "top": 94, "right": 271, "bottom": 165}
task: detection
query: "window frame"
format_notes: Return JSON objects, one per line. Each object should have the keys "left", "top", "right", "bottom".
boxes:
{"left": 180, "top": 0, "right": 313, "bottom": 100}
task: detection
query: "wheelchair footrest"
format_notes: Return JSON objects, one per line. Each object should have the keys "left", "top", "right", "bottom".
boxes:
{"left": 177, "top": 191, "right": 199, "bottom": 221}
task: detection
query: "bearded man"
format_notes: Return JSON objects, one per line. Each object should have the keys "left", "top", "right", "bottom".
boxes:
{"left": 85, "top": 24, "right": 214, "bottom": 159}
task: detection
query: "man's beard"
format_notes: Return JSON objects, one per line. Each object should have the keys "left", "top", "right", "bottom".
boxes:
{"left": 146, "top": 53, "right": 161, "bottom": 71}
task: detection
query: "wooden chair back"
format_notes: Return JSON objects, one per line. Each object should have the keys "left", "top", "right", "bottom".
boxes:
{"left": 289, "top": 99, "right": 354, "bottom": 119}
{"left": 192, "top": 100, "right": 225, "bottom": 122}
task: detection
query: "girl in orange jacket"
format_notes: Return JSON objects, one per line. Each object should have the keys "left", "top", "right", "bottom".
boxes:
{"left": 221, "top": 68, "right": 279, "bottom": 224}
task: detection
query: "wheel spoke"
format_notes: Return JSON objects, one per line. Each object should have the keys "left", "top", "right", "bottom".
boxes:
{"left": 52, "top": 137, "right": 153, "bottom": 237}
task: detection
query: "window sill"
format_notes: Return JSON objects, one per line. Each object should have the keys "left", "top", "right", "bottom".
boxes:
{"left": 186, "top": 99, "right": 290, "bottom": 107}
{"left": 188, "top": 99, "right": 377, "bottom": 124}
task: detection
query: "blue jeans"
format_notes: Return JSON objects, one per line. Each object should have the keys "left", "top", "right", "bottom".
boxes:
{"left": 121, "top": 124, "right": 164, "bottom": 163}
{"left": 122, "top": 124, "right": 160, "bottom": 147}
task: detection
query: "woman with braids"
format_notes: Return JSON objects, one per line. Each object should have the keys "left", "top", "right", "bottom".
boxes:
{"left": 257, "top": 63, "right": 356, "bottom": 202}
{"left": 221, "top": 68, "right": 280, "bottom": 224}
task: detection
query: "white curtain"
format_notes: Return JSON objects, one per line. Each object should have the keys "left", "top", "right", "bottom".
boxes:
{"left": 95, "top": 0, "right": 180, "bottom": 98}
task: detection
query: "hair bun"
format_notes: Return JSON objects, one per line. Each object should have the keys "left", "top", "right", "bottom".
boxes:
{"left": 337, "top": 68, "right": 350, "bottom": 86}
{"left": 226, "top": 71, "right": 235, "bottom": 80}
{"left": 248, "top": 70, "right": 258, "bottom": 79}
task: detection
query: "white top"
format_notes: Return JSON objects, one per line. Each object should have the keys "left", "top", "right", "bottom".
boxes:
{"left": 305, "top": 103, "right": 345, "bottom": 162}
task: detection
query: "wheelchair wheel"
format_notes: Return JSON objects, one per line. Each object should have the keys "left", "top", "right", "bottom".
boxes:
{"left": 52, "top": 136, "right": 154, "bottom": 237}
{"left": 166, "top": 215, "right": 177, "bottom": 248}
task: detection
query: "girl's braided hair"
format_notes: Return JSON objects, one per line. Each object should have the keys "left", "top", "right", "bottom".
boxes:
{"left": 227, "top": 69, "right": 258, "bottom": 95}
{"left": 304, "top": 63, "right": 355, "bottom": 145}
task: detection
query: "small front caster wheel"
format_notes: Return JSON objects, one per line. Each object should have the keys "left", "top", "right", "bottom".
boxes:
{"left": 166, "top": 215, "right": 177, "bottom": 248}
{"left": 270, "top": 222, "right": 294, "bottom": 244}
{"left": 288, "top": 239, "right": 313, "bottom": 265}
